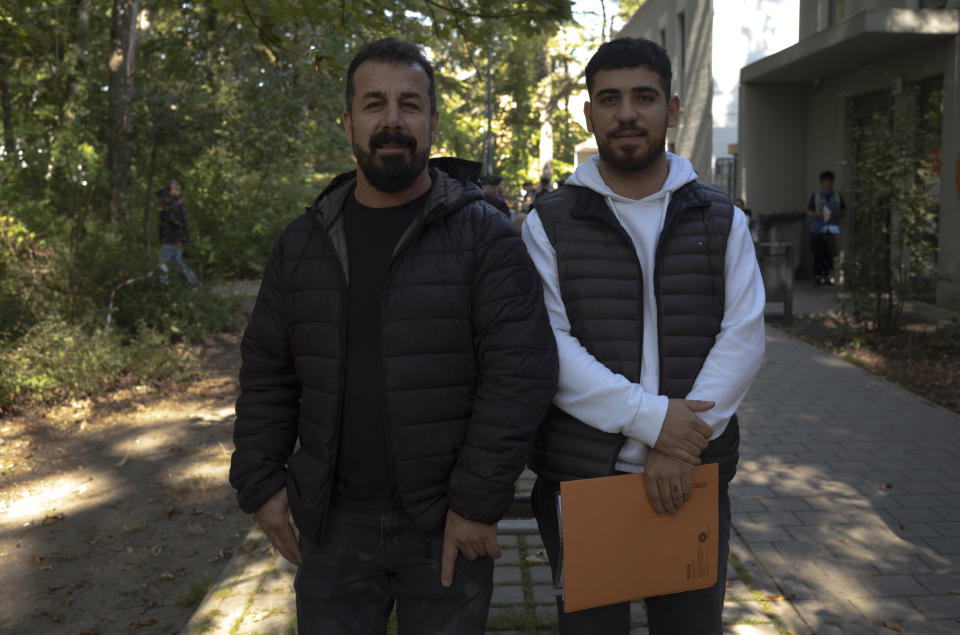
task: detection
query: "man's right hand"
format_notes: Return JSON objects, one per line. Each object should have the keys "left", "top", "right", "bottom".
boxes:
{"left": 653, "top": 399, "right": 714, "bottom": 465}
{"left": 254, "top": 487, "right": 301, "bottom": 566}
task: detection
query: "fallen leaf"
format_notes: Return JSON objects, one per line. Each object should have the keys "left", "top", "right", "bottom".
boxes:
{"left": 880, "top": 483, "right": 893, "bottom": 491}
{"left": 42, "top": 514, "right": 64, "bottom": 526}
{"left": 115, "top": 455, "right": 129, "bottom": 468}
{"left": 163, "top": 506, "right": 178, "bottom": 520}
{"left": 899, "top": 523, "right": 908, "bottom": 530}
{"left": 763, "top": 593, "right": 796, "bottom": 601}
{"left": 31, "top": 555, "right": 44, "bottom": 565}
{"left": 949, "top": 589, "right": 960, "bottom": 594}
{"left": 838, "top": 538, "right": 849, "bottom": 543}
{"left": 128, "top": 618, "right": 157, "bottom": 629}
{"left": 191, "top": 508, "right": 204, "bottom": 516}
{"left": 150, "top": 545, "right": 162, "bottom": 557}
{"left": 47, "top": 612, "right": 64, "bottom": 622}
{"left": 63, "top": 599, "right": 73, "bottom": 607}
{"left": 160, "top": 571, "right": 175, "bottom": 580}
{"left": 48, "top": 585, "right": 62, "bottom": 592}
{"left": 39, "top": 563, "right": 53, "bottom": 570}
{"left": 868, "top": 620, "right": 902, "bottom": 631}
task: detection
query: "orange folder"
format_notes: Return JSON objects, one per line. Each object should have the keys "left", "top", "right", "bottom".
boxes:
{"left": 559, "top": 462, "right": 719, "bottom": 612}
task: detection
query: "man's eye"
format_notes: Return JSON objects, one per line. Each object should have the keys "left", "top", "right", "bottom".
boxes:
{"left": 400, "top": 102, "right": 420, "bottom": 112}
{"left": 365, "top": 102, "right": 384, "bottom": 111}
{"left": 600, "top": 96, "right": 617, "bottom": 105}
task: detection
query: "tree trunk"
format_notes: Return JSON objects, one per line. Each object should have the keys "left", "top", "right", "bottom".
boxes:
{"left": 107, "top": 0, "right": 140, "bottom": 226}
{"left": 0, "top": 41, "right": 15, "bottom": 154}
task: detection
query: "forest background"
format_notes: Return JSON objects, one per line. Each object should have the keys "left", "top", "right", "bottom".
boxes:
{"left": 0, "top": 0, "right": 643, "bottom": 409}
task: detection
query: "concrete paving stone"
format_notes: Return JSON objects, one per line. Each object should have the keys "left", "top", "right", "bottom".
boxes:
{"left": 743, "top": 541, "right": 792, "bottom": 566}
{"left": 802, "top": 496, "right": 862, "bottom": 512}
{"left": 497, "top": 535, "right": 518, "bottom": 546}
{"left": 931, "top": 522, "right": 960, "bottom": 537}
{"left": 867, "top": 554, "right": 934, "bottom": 576}
{"left": 832, "top": 620, "right": 903, "bottom": 635}
{"left": 246, "top": 590, "right": 295, "bottom": 614}
{"left": 725, "top": 579, "right": 753, "bottom": 600}
{"left": 891, "top": 493, "right": 949, "bottom": 508}
{"left": 722, "top": 600, "right": 770, "bottom": 623}
{"left": 807, "top": 626, "right": 845, "bottom": 635}
{"left": 524, "top": 534, "right": 544, "bottom": 547}
{"left": 789, "top": 597, "right": 863, "bottom": 626}
{"left": 734, "top": 520, "right": 795, "bottom": 543}
{"left": 531, "top": 584, "right": 556, "bottom": 605}
{"left": 726, "top": 625, "right": 780, "bottom": 634}
{"left": 768, "top": 443, "right": 812, "bottom": 455}
{"left": 909, "top": 594, "right": 960, "bottom": 620}
{"left": 732, "top": 498, "right": 767, "bottom": 513}
{"left": 857, "top": 574, "right": 928, "bottom": 597}
{"left": 730, "top": 485, "right": 779, "bottom": 498}
{"left": 804, "top": 573, "right": 873, "bottom": 600}
{"left": 748, "top": 511, "right": 803, "bottom": 526}
{"left": 528, "top": 565, "right": 552, "bottom": 584}
{"left": 220, "top": 571, "right": 264, "bottom": 598}
{"left": 493, "top": 566, "right": 522, "bottom": 584}
{"left": 773, "top": 539, "right": 835, "bottom": 560}
{"left": 497, "top": 548, "right": 520, "bottom": 564}
{"left": 912, "top": 573, "right": 960, "bottom": 594}
{"left": 846, "top": 596, "right": 927, "bottom": 622}
{"left": 919, "top": 551, "right": 960, "bottom": 573}
{"left": 257, "top": 567, "right": 295, "bottom": 593}
{"left": 899, "top": 619, "right": 960, "bottom": 634}
{"left": 630, "top": 600, "right": 647, "bottom": 623}
{"left": 924, "top": 537, "right": 960, "bottom": 555}
{"left": 491, "top": 584, "right": 525, "bottom": 605}
{"left": 897, "top": 482, "right": 949, "bottom": 495}
{"left": 628, "top": 628, "right": 649, "bottom": 635}
{"left": 765, "top": 598, "right": 815, "bottom": 635}
{"left": 212, "top": 593, "right": 250, "bottom": 630}
{"left": 825, "top": 461, "right": 873, "bottom": 472}
{"left": 888, "top": 521, "right": 943, "bottom": 539}
{"left": 886, "top": 507, "right": 949, "bottom": 523}
{"left": 817, "top": 481, "right": 862, "bottom": 497}
{"left": 932, "top": 506, "right": 960, "bottom": 521}
{"left": 905, "top": 469, "right": 955, "bottom": 482}
{"left": 759, "top": 497, "right": 813, "bottom": 512}
{"left": 235, "top": 612, "right": 294, "bottom": 635}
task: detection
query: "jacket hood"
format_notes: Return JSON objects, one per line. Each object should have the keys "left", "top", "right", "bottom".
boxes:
{"left": 566, "top": 152, "right": 698, "bottom": 204}
{"left": 307, "top": 157, "right": 484, "bottom": 225}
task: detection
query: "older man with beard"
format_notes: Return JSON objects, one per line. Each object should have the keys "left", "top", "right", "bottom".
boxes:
{"left": 521, "top": 38, "right": 765, "bottom": 634}
{"left": 229, "top": 38, "right": 558, "bottom": 634}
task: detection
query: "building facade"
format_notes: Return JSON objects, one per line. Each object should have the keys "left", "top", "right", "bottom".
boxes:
{"left": 739, "top": 0, "right": 960, "bottom": 309}
{"left": 616, "top": 0, "right": 799, "bottom": 191}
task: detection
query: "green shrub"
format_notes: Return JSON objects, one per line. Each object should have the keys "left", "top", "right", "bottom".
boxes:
{"left": 0, "top": 319, "right": 201, "bottom": 408}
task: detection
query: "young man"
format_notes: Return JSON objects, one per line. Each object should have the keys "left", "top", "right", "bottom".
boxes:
{"left": 521, "top": 38, "right": 765, "bottom": 634}
{"left": 157, "top": 179, "right": 198, "bottom": 286}
{"left": 806, "top": 170, "right": 845, "bottom": 285}
{"left": 230, "top": 38, "right": 558, "bottom": 634}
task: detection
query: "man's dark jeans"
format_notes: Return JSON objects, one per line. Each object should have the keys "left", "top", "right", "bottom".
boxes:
{"left": 532, "top": 472, "right": 733, "bottom": 635}
{"left": 294, "top": 507, "right": 493, "bottom": 634}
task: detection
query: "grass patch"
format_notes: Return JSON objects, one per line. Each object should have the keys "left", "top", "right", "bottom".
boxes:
{"left": 177, "top": 576, "right": 213, "bottom": 609}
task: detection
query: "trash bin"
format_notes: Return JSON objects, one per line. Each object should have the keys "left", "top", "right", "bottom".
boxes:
{"left": 758, "top": 211, "right": 806, "bottom": 276}
{"left": 757, "top": 242, "right": 794, "bottom": 323}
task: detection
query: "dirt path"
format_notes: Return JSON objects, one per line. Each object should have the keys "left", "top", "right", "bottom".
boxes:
{"left": 0, "top": 332, "right": 254, "bottom": 634}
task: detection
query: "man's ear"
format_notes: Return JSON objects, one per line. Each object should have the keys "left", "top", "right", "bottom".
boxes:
{"left": 343, "top": 110, "right": 353, "bottom": 145}
{"left": 583, "top": 100, "right": 593, "bottom": 133}
{"left": 667, "top": 95, "right": 680, "bottom": 129}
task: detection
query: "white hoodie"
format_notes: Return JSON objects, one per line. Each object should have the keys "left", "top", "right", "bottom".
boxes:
{"left": 521, "top": 153, "right": 765, "bottom": 473}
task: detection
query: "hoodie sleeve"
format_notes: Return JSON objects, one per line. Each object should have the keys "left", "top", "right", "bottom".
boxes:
{"left": 521, "top": 210, "right": 669, "bottom": 448}
{"left": 685, "top": 208, "right": 765, "bottom": 436}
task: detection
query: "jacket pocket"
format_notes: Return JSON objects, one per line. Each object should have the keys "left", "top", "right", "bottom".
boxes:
{"left": 285, "top": 448, "right": 330, "bottom": 546}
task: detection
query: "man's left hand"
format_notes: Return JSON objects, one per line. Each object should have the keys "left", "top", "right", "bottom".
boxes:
{"left": 644, "top": 447, "right": 695, "bottom": 517}
{"left": 440, "top": 509, "right": 501, "bottom": 588}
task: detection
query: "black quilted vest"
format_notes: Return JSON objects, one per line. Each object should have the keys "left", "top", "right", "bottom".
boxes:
{"left": 530, "top": 181, "right": 739, "bottom": 481}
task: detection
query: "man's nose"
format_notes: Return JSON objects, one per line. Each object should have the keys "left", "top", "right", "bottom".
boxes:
{"left": 616, "top": 99, "right": 640, "bottom": 122}
{"left": 382, "top": 101, "right": 403, "bottom": 128}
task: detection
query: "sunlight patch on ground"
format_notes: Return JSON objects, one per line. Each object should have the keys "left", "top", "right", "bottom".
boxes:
{"left": 0, "top": 468, "right": 119, "bottom": 529}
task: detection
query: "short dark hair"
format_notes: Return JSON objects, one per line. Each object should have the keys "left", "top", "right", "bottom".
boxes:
{"left": 585, "top": 38, "right": 672, "bottom": 98}
{"left": 819, "top": 170, "right": 835, "bottom": 182}
{"left": 346, "top": 38, "right": 437, "bottom": 114}
{"left": 478, "top": 175, "right": 496, "bottom": 186}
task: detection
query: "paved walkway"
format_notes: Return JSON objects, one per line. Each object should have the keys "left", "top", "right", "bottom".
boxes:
{"left": 185, "top": 283, "right": 960, "bottom": 634}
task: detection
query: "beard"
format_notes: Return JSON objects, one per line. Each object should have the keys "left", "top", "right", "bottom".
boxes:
{"left": 594, "top": 120, "right": 667, "bottom": 174}
{"left": 352, "top": 128, "right": 431, "bottom": 193}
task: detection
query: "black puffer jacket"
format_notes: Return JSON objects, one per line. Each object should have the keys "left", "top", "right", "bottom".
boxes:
{"left": 230, "top": 159, "right": 558, "bottom": 543}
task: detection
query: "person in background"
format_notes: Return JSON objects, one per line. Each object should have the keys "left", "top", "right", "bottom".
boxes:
{"left": 479, "top": 175, "right": 511, "bottom": 218}
{"left": 805, "top": 170, "right": 845, "bottom": 286}
{"left": 734, "top": 197, "right": 758, "bottom": 244}
{"left": 157, "top": 179, "right": 199, "bottom": 286}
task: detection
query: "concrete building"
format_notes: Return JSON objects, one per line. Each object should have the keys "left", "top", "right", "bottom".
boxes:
{"left": 616, "top": 0, "right": 799, "bottom": 191}
{"left": 739, "top": 0, "right": 960, "bottom": 309}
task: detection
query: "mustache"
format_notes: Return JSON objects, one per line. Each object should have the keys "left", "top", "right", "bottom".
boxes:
{"left": 369, "top": 130, "right": 417, "bottom": 152}
{"left": 610, "top": 124, "right": 648, "bottom": 137}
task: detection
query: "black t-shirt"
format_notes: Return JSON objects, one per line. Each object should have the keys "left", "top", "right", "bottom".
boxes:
{"left": 331, "top": 189, "right": 427, "bottom": 510}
